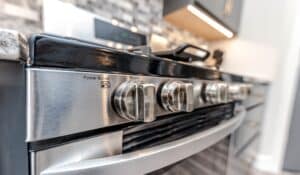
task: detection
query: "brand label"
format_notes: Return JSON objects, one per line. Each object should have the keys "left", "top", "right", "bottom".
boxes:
{"left": 83, "top": 75, "right": 111, "bottom": 88}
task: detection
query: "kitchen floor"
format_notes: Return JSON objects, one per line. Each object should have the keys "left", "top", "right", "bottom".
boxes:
{"left": 149, "top": 137, "right": 300, "bottom": 175}
{"left": 250, "top": 169, "right": 300, "bottom": 175}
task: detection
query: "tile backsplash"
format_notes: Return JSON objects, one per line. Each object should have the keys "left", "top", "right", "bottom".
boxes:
{"left": 0, "top": 0, "right": 42, "bottom": 35}
{"left": 0, "top": 0, "right": 207, "bottom": 49}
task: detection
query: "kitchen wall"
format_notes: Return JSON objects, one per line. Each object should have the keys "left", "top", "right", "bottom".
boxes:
{"left": 210, "top": 0, "right": 300, "bottom": 173}
{"left": 209, "top": 0, "right": 282, "bottom": 81}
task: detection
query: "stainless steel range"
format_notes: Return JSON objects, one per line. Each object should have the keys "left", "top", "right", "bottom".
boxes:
{"left": 0, "top": 29, "right": 264, "bottom": 175}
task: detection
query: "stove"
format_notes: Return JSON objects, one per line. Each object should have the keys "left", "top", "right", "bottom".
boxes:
{"left": 0, "top": 30, "right": 263, "bottom": 175}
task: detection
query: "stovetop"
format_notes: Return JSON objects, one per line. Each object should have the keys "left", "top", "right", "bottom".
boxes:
{"left": 27, "top": 34, "right": 262, "bottom": 84}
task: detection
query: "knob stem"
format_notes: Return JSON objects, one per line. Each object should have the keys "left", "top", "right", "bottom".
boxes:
{"left": 137, "top": 84, "right": 156, "bottom": 122}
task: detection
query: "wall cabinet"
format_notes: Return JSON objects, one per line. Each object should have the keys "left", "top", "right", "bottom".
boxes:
{"left": 163, "top": 0, "right": 243, "bottom": 40}
{"left": 196, "top": 0, "right": 243, "bottom": 32}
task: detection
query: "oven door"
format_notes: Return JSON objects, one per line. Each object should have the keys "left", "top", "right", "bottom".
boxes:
{"left": 37, "top": 108, "right": 245, "bottom": 175}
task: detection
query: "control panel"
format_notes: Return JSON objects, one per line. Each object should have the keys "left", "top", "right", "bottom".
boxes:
{"left": 27, "top": 68, "right": 252, "bottom": 141}
{"left": 113, "top": 78, "right": 251, "bottom": 122}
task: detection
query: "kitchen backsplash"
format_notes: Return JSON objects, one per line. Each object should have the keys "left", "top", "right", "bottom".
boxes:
{"left": 0, "top": 0, "right": 42, "bottom": 35}
{"left": 0, "top": 0, "right": 207, "bottom": 49}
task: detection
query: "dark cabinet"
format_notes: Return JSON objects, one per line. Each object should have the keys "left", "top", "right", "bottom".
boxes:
{"left": 196, "top": 0, "right": 243, "bottom": 32}
{"left": 196, "top": 0, "right": 224, "bottom": 20}
{"left": 224, "top": 0, "right": 243, "bottom": 32}
{"left": 163, "top": 0, "right": 243, "bottom": 40}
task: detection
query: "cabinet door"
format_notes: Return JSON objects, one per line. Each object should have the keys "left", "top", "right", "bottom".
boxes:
{"left": 222, "top": 0, "right": 243, "bottom": 31}
{"left": 196, "top": 0, "right": 225, "bottom": 19}
{"left": 196, "top": 0, "right": 243, "bottom": 32}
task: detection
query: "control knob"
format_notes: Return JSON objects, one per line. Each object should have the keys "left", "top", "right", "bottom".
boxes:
{"left": 205, "top": 82, "right": 228, "bottom": 104}
{"left": 228, "top": 84, "right": 252, "bottom": 101}
{"left": 113, "top": 80, "right": 156, "bottom": 122}
{"left": 160, "top": 80, "right": 194, "bottom": 112}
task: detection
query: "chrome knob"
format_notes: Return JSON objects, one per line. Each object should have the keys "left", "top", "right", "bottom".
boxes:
{"left": 205, "top": 82, "right": 228, "bottom": 103}
{"left": 160, "top": 81, "right": 194, "bottom": 112}
{"left": 228, "top": 84, "right": 241, "bottom": 100}
{"left": 228, "top": 84, "right": 252, "bottom": 101}
{"left": 113, "top": 80, "right": 156, "bottom": 122}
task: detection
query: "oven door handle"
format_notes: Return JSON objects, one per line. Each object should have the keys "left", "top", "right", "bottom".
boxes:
{"left": 42, "top": 107, "right": 246, "bottom": 175}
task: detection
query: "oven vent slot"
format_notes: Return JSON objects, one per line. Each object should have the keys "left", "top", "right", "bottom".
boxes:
{"left": 123, "top": 103, "right": 234, "bottom": 153}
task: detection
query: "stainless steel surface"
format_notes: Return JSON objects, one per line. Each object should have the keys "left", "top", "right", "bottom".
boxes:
{"left": 26, "top": 68, "right": 250, "bottom": 142}
{"left": 227, "top": 84, "right": 268, "bottom": 175}
{"left": 40, "top": 108, "right": 245, "bottom": 175}
{"left": 228, "top": 84, "right": 252, "bottom": 101}
{"left": 160, "top": 80, "right": 194, "bottom": 112}
{"left": 0, "top": 29, "right": 28, "bottom": 61}
{"left": 205, "top": 82, "right": 229, "bottom": 103}
{"left": 242, "top": 84, "right": 265, "bottom": 108}
{"left": 25, "top": 68, "right": 184, "bottom": 142}
{"left": 228, "top": 84, "right": 243, "bottom": 100}
{"left": 32, "top": 131, "right": 123, "bottom": 175}
{"left": 31, "top": 152, "right": 36, "bottom": 175}
{"left": 232, "top": 106, "right": 263, "bottom": 156}
{"left": 26, "top": 68, "right": 128, "bottom": 142}
{"left": 113, "top": 80, "right": 156, "bottom": 122}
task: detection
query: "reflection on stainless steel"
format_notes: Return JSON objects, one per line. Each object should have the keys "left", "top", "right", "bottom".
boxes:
{"left": 101, "top": 74, "right": 111, "bottom": 126}
{"left": 0, "top": 29, "right": 28, "bottom": 61}
{"left": 32, "top": 131, "right": 123, "bottom": 175}
{"left": 25, "top": 69, "right": 197, "bottom": 142}
{"left": 113, "top": 80, "right": 156, "bottom": 122}
{"left": 26, "top": 68, "right": 250, "bottom": 142}
{"left": 26, "top": 68, "right": 128, "bottom": 142}
{"left": 40, "top": 108, "right": 245, "bottom": 175}
{"left": 160, "top": 80, "right": 194, "bottom": 112}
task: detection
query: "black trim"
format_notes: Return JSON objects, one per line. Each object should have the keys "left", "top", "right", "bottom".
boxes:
{"left": 28, "top": 122, "right": 136, "bottom": 152}
{"left": 154, "top": 44, "right": 210, "bottom": 62}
